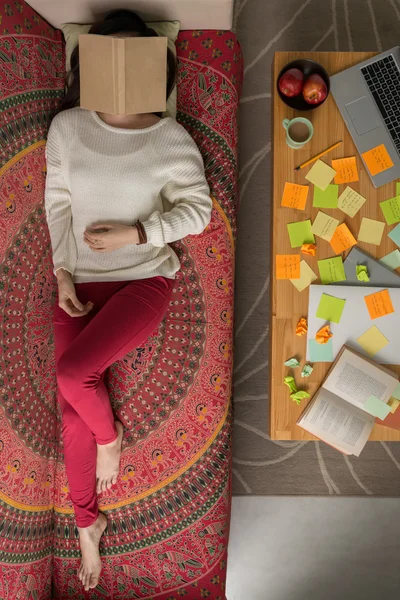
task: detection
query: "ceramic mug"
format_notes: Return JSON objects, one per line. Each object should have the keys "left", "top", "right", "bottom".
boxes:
{"left": 282, "top": 117, "right": 313, "bottom": 149}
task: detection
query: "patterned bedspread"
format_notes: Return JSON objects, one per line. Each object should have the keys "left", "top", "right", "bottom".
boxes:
{"left": 0, "top": 2, "right": 243, "bottom": 598}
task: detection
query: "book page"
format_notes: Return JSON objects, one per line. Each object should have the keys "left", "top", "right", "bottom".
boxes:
{"left": 323, "top": 348, "right": 398, "bottom": 410}
{"left": 298, "top": 389, "right": 374, "bottom": 456}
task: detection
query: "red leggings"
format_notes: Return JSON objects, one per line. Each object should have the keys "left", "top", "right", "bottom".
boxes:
{"left": 53, "top": 276, "right": 174, "bottom": 527}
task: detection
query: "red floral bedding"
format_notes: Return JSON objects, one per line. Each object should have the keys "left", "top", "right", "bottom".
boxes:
{"left": 0, "top": 2, "right": 243, "bottom": 598}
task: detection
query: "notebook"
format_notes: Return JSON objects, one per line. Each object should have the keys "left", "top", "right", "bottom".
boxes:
{"left": 340, "top": 247, "right": 400, "bottom": 287}
{"left": 297, "top": 346, "right": 399, "bottom": 456}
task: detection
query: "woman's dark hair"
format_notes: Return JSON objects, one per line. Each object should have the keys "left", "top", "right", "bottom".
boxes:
{"left": 58, "top": 9, "right": 176, "bottom": 114}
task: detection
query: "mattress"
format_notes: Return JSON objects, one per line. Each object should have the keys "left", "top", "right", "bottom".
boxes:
{"left": 0, "top": 2, "right": 243, "bottom": 599}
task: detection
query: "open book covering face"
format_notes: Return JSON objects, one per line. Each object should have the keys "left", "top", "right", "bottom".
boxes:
{"left": 79, "top": 34, "right": 168, "bottom": 115}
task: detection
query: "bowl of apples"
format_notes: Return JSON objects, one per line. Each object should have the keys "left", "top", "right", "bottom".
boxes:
{"left": 277, "top": 59, "right": 330, "bottom": 111}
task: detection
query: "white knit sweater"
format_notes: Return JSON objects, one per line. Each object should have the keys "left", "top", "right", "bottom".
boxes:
{"left": 44, "top": 108, "right": 212, "bottom": 283}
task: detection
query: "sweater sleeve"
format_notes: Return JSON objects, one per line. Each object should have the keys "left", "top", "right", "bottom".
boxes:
{"left": 141, "top": 133, "right": 212, "bottom": 247}
{"left": 44, "top": 121, "right": 78, "bottom": 276}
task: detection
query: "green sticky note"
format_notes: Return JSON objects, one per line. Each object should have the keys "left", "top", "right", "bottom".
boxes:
{"left": 301, "top": 364, "right": 313, "bottom": 377}
{"left": 380, "top": 250, "right": 400, "bottom": 271}
{"left": 284, "top": 376, "right": 297, "bottom": 394}
{"left": 316, "top": 293, "right": 346, "bottom": 324}
{"left": 317, "top": 256, "right": 346, "bottom": 284}
{"left": 308, "top": 338, "right": 334, "bottom": 362}
{"left": 364, "top": 395, "right": 392, "bottom": 420}
{"left": 290, "top": 390, "right": 310, "bottom": 405}
{"left": 287, "top": 220, "right": 315, "bottom": 248}
{"left": 313, "top": 184, "right": 339, "bottom": 208}
{"left": 392, "top": 383, "right": 400, "bottom": 400}
{"left": 284, "top": 357, "right": 301, "bottom": 368}
{"left": 388, "top": 223, "right": 400, "bottom": 248}
{"left": 380, "top": 196, "right": 400, "bottom": 225}
{"left": 356, "top": 265, "right": 369, "bottom": 282}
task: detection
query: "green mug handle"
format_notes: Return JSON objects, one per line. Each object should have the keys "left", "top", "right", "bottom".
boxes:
{"left": 282, "top": 118, "right": 290, "bottom": 130}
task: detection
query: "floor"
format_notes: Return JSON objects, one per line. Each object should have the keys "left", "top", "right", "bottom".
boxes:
{"left": 226, "top": 497, "right": 400, "bottom": 599}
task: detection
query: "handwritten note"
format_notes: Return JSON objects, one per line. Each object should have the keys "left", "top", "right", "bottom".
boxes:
{"left": 380, "top": 250, "right": 400, "bottom": 271}
{"left": 290, "top": 260, "right": 317, "bottom": 292}
{"left": 312, "top": 211, "right": 340, "bottom": 241}
{"left": 358, "top": 218, "right": 385, "bottom": 245}
{"left": 332, "top": 157, "right": 359, "bottom": 184}
{"left": 317, "top": 256, "right": 346, "bottom": 284}
{"left": 380, "top": 196, "right": 400, "bottom": 225}
{"left": 388, "top": 223, "right": 400, "bottom": 248}
{"left": 356, "top": 325, "right": 389, "bottom": 356}
{"left": 362, "top": 144, "right": 394, "bottom": 176}
{"left": 316, "top": 293, "right": 346, "bottom": 324}
{"left": 287, "top": 220, "right": 315, "bottom": 248}
{"left": 276, "top": 254, "right": 300, "bottom": 279}
{"left": 337, "top": 186, "right": 366, "bottom": 218}
{"left": 281, "top": 182, "right": 309, "bottom": 210}
{"left": 329, "top": 223, "right": 357, "bottom": 254}
{"left": 305, "top": 159, "right": 337, "bottom": 191}
{"left": 364, "top": 289, "right": 395, "bottom": 319}
{"left": 313, "top": 184, "right": 339, "bottom": 208}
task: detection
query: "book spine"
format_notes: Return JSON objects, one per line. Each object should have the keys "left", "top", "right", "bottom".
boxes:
{"left": 111, "top": 39, "right": 125, "bottom": 114}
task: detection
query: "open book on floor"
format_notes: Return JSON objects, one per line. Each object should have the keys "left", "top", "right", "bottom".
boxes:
{"left": 297, "top": 346, "right": 399, "bottom": 456}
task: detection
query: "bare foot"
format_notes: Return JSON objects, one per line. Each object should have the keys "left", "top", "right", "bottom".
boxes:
{"left": 96, "top": 421, "right": 124, "bottom": 494}
{"left": 77, "top": 512, "right": 107, "bottom": 591}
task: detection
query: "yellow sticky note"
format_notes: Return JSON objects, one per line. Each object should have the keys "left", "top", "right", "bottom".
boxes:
{"left": 276, "top": 254, "right": 300, "bottom": 279}
{"left": 305, "top": 159, "right": 337, "bottom": 191}
{"left": 356, "top": 325, "right": 389, "bottom": 356}
{"left": 290, "top": 260, "right": 318, "bottom": 292}
{"left": 332, "top": 157, "right": 359, "bottom": 184}
{"left": 281, "top": 182, "right": 309, "bottom": 210}
{"left": 364, "top": 289, "right": 395, "bottom": 320}
{"left": 362, "top": 144, "right": 394, "bottom": 176}
{"left": 330, "top": 223, "right": 357, "bottom": 254}
{"left": 358, "top": 218, "right": 385, "bottom": 245}
{"left": 388, "top": 397, "right": 400, "bottom": 414}
{"left": 337, "top": 186, "right": 366, "bottom": 218}
{"left": 312, "top": 211, "right": 340, "bottom": 241}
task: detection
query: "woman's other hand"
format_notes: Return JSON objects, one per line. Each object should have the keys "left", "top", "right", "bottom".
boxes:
{"left": 84, "top": 223, "right": 139, "bottom": 252}
{"left": 56, "top": 269, "right": 93, "bottom": 317}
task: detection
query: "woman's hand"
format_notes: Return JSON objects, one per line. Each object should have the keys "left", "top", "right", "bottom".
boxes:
{"left": 84, "top": 223, "right": 139, "bottom": 253}
{"left": 56, "top": 270, "right": 93, "bottom": 318}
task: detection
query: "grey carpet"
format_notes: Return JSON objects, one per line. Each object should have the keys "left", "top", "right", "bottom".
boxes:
{"left": 232, "top": 0, "right": 400, "bottom": 495}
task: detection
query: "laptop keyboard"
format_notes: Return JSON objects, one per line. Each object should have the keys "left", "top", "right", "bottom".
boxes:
{"left": 361, "top": 55, "right": 400, "bottom": 155}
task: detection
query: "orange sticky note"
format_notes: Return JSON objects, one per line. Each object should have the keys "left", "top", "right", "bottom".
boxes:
{"left": 281, "top": 182, "right": 309, "bottom": 210}
{"left": 276, "top": 254, "right": 301, "bottom": 279}
{"left": 362, "top": 144, "right": 394, "bottom": 176}
{"left": 316, "top": 325, "right": 333, "bottom": 344}
{"left": 364, "top": 289, "right": 395, "bottom": 320}
{"left": 301, "top": 243, "right": 316, "bottom": 256}
{"left": 329, "top": 223, "right": 357, "bottom": 254}
{"left": 332, "top": 157, "right": 359, "bottom": 184}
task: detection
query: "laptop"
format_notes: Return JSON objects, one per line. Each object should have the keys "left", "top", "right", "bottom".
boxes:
{"left": 330, "top": 47, "right": 400, "bottom": 188}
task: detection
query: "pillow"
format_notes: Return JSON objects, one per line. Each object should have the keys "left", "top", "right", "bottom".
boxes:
{"left": 61, "top": 20, "right": 180, "bottom": 119}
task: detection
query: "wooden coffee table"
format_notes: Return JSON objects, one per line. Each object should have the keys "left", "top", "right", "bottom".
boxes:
{"left": 270, "top": 51, "right": 400, "bottom": 441}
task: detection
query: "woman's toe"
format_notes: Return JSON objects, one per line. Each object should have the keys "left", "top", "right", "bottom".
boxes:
{"left": 106, "top": 479, "right": 112, "bottom": 490}
{"left": 112, "top": 475, "right": 117, "bottom": 485}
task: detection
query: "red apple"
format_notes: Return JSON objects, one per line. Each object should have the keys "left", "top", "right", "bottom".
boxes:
{"left": 279, "top": 68, "right": 304, "bottom": 97}
{"left": 303, "top": 74, "right": 328, "bottom": 104}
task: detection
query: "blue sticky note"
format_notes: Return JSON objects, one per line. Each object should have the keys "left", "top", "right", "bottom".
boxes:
{"left": 308, "top": 338, "right": 334, "bottom": 362}
{"left": 392, "top": 383, "right": 400, "bottom": 400}
{"left": 364, "top": 395, "right": 392, "bottom": 420}
{"left": 388, "top": 223, "right": 400, "bottom": 248}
